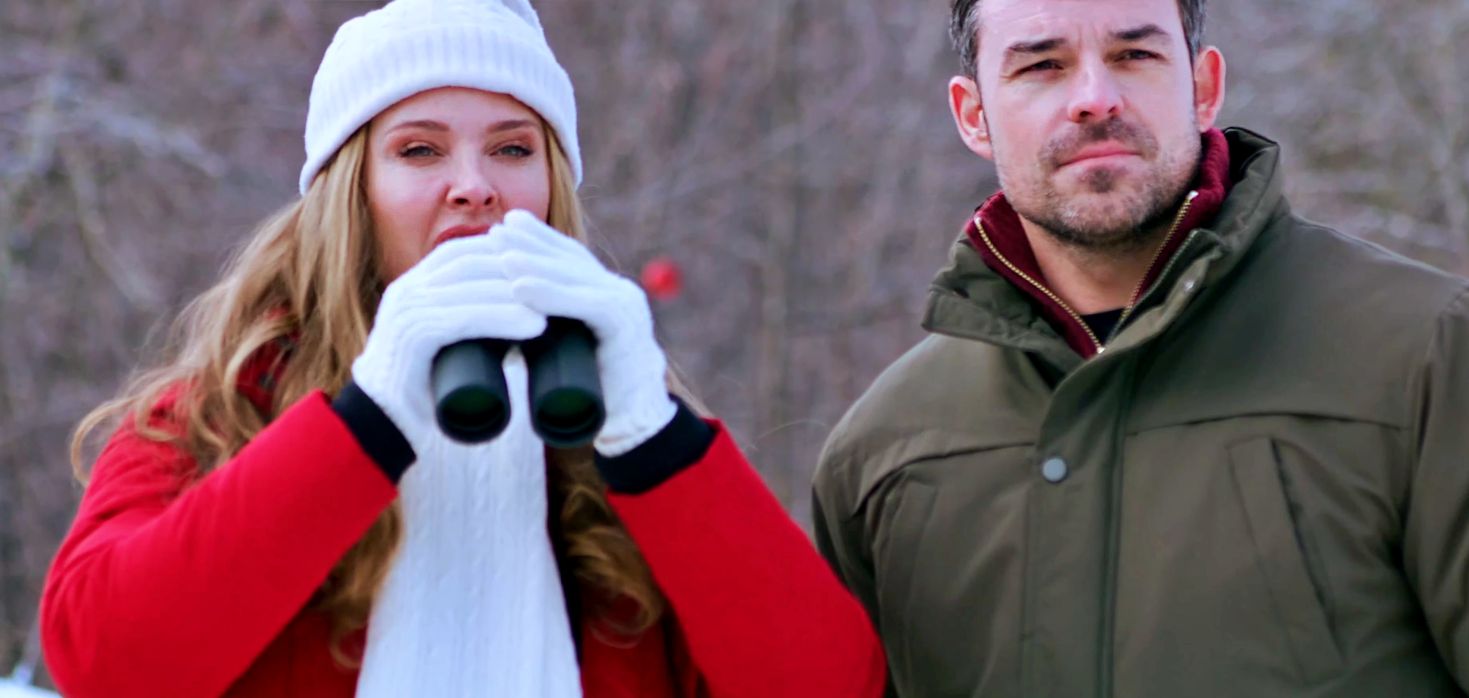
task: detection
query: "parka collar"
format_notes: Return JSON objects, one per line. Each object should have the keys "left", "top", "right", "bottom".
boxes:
{"left": 923, "top": 127, "right": 1290, "bottom": 374}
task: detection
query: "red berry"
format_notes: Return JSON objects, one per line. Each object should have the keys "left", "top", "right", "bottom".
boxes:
{"left": 640, "top": 257, "right": 683, "bottom": 300}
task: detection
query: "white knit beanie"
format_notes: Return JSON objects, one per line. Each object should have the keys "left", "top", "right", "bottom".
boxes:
{"left": 299, "top": 0, "right": 580, "bottom": 195}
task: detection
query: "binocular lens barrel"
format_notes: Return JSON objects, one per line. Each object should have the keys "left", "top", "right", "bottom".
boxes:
{"left": 525, "top": 319, "right": 605, "bottom": 448}
{"left": 431, "top": 339, "right": 513, "bottom": 443}
{"left": 429, "top": 318, "right": 605, "bottom": 447}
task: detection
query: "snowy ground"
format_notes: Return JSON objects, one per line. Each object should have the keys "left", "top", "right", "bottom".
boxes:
{"left": 0, "top": 678, "right": 57, "bottom": 698}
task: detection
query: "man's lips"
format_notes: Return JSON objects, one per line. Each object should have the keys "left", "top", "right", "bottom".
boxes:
{"left": 1059, "top": 144, "right": 1140, "bottom": 168}
{"left": 432, "top": 225, "right": 492, "bottom": 248}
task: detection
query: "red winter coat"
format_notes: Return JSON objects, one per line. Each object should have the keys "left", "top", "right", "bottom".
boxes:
{"left": 41, "top": 387, "right": 885, "bottom": 697}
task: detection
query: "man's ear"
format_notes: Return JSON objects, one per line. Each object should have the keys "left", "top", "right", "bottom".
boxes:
{"left": 1192, "top": 46, "right": 1227, "bottom": 131}
{"left": 949, "top": 75, "right": 994, "bottom": 160}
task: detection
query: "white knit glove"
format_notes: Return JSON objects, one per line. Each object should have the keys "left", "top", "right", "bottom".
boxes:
{"left": 488, "top": 210, "right": 677, "bottom": 456}
{"left": 352, "top": 233, "right": 548, "bottom": 456}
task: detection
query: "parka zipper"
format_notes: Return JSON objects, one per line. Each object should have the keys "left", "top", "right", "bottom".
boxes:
{"left": 972, "top": 220, "right": 1106, "bottom": 354}
{"left": 973, "top": 190, "right": 1198, "bottom": 356}
{"left": 1097, "top": 191, "right": 1197, "bottom": 698}
{"left": 1103, "top": 190, "right": 1199, "bottom": 345}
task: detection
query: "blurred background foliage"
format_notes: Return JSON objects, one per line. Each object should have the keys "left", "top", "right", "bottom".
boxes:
{"left": 2, "top": 0, "right": 1466, "bottom": 683}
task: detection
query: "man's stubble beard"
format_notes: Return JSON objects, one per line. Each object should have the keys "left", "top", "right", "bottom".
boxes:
{"left": 996, "top": 117, "right": 1201, "bottom": 255}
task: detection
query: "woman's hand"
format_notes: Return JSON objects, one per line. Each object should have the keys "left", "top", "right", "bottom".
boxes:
{"left": 352, "top": 234, "right": 548, "bottom": 456}
{"left": 488, "top": 210, "right": 677, "bottom": 456}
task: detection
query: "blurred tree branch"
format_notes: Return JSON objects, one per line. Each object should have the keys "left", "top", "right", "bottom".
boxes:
{"left": 60, "top": 142, "right": 163, "bottom": 310}
{"left": 1, "top": 0, "right": 1466, "bottom": 682}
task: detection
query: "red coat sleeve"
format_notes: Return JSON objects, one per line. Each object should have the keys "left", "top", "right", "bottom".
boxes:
{"left": 607, "top": 422, "right": 887, "bottom": 697}
{"left": 40, "top": 391, "right": 397, "bottom": 698}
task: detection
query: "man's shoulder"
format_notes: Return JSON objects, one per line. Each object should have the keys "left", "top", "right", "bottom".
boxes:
{"left": 1210, "top": 211, "right": 1469, "bottom": 411}
{"left": 1219, "top": 213, "right": 1469, "bottom": 367}
{"left": 814, "top": 333, "right": 1040, "bottom": 502}
{"left": 1264, "top": 213, "right": 1469, "bottom": 314}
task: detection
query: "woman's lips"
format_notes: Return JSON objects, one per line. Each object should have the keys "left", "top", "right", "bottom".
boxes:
{"left": 432, "top": 225, "right": 492, "bottom": 248}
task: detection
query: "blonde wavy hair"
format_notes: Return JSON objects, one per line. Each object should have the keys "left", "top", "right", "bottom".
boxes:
{"left": 71, "top": 122, "right": 671, "bottom": 662}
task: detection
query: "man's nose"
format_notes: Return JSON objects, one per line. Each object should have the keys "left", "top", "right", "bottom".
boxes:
{"left": 1066, "top": 61, "right": 1124, "bottom": 123}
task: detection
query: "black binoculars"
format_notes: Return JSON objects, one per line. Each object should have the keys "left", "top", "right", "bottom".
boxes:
{"left": 429, "top": 317, "right": 604, "bottom": 447}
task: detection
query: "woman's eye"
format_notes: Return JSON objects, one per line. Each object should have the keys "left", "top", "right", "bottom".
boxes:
{"left": 497, "top": 144, "right": 533, "bottom": 158}
{"left": 399, "top": 144, "right": 436, "bottom": 158}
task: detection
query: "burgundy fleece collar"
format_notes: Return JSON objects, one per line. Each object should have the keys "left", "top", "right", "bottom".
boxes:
{"left": 963, "top": 128, "right": 1233, "bottom": 357}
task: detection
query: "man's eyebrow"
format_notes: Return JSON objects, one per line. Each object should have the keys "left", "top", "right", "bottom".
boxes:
{"left": 1005, "top": 37, "right": 1066, "bottom": 57}
{"left": 1113, "top": 23, "right": 1170, "bottom": 43}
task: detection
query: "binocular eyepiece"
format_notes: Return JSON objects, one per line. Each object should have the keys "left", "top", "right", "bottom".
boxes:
{"left": 430, "top": 317, "right": 605, "bottom": 448}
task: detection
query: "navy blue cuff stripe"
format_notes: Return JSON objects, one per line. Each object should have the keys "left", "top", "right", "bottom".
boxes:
{"left": 595, "top": 398, "right": 714, "bottom": 494}
{"left": 331, "top": 380, "right": 415, "bottom": 484}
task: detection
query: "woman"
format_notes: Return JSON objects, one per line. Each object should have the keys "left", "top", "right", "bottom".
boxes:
{"left": 39, "top": 0, "right": 885, "bottom": 696}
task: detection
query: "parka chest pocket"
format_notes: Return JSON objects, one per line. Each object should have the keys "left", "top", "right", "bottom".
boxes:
{"left": 1227, "top": 437, "right": 1344, "bottom": 685}
{"left": 867, "top": 453, "right": 1032, "bottom": 696}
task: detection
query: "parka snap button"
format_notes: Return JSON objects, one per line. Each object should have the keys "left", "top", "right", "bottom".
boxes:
{"left": 1041, "top": 457, "right": 1069, "bottom": 483}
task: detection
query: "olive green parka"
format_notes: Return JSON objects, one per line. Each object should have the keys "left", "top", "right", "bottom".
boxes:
{"left": 813, "top": 129, "right": 1469, "bottom": 697}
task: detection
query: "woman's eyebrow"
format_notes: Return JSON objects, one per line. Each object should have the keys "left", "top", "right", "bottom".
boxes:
{"left": 384, "top": 118, "right": 537, "bottom": 134}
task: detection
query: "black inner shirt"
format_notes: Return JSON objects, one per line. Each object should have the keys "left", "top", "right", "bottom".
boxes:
{"left": 1081, "top": 308, "right": 1125, "bottom": 344}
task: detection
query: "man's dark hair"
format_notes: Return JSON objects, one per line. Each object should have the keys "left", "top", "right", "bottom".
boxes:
{"left": 948, "top": 0, "right": 1207, "bottom": 78}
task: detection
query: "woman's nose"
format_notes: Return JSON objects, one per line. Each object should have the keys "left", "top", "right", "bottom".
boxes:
{"left": 445, "top": 159, "right": 497, "bottom": 209}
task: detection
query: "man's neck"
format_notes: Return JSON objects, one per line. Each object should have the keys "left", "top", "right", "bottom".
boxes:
{"left": 1020, "top": 216, "right": 1173, "bottom": 315}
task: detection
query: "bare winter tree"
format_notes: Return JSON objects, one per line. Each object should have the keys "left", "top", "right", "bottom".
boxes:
{"left": 1, "top": 0, "right": 1464, "bottom": 686}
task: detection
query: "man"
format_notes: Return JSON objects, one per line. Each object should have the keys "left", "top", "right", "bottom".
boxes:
{"left": 811, "top": 0, "right": 1469, "bottom": 695}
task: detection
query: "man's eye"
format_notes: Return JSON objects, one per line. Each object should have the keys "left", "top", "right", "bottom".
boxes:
{"left": 1023, "top": 59, "right": 1061, "bottom": 73}
{"left": 1121, "top": 50, "right": 1158, "bottom": 61}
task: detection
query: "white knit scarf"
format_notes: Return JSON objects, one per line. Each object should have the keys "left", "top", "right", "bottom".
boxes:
{"left": 356, "top": 350, "right": 581, "bottom": 697}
